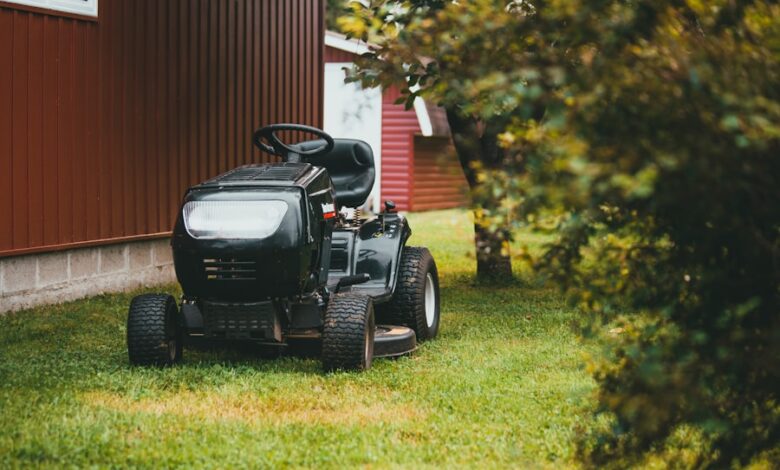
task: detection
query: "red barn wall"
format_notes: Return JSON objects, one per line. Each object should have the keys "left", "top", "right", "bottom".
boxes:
{"left": 380, "top": 86, "right": 420, "bottom": 211}
{"left": 412, "top": 135, "right": 469, "bottom": 211}
{"left": 0, "top": 0, "right": 325, "bottom": 257}
{"left": 324, "top": 44, "right": 354, "bottom": 63}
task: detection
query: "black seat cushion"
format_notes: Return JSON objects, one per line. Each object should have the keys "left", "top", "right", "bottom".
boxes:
{"left": 292, "top": 139, "right": 375, "bottom": 208}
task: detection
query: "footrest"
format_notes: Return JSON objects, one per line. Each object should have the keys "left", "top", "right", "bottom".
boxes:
{"left": 373, "top": 325, "right": 417, "bottom": 358}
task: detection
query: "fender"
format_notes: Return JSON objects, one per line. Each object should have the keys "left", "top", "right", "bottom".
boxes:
{"left": 328, "top": 213, "right": 411, "bottom": 303}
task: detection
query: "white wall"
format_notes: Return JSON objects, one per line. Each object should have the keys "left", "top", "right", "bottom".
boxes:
{"left": 323, "top": 62, "right": 383, "bottom": 212}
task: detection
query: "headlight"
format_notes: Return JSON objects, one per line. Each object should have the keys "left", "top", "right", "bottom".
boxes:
{"left": 182, "top": 200, "right": 288, "bottom": 239}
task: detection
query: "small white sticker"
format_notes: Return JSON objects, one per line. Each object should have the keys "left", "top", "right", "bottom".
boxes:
{"left": 321, "top": 203, "right": 335, "bottom": 213}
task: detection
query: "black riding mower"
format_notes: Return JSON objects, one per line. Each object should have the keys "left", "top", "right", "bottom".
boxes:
{"left": 126, "top": 124, "right": 440, "bottom": 371}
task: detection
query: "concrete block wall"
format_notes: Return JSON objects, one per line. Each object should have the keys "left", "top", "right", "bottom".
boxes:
{"left": 0, "top": 239, "right": 176, "bottom": 314}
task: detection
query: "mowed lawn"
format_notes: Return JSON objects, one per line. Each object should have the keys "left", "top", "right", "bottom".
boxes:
{"left": 0, "top": 210, "right": 596, "bottom": 468}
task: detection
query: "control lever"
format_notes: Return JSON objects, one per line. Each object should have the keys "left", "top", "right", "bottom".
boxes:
{"left": 335, "top": 273, "right": 371, "bottom": 292}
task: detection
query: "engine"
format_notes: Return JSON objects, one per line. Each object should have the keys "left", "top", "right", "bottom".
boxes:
{"left": 171, "top": 162, "right": 337, "bottom": 301}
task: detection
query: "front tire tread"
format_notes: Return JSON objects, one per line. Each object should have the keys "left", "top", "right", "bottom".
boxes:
{"left": 322, "top": 293, "right": 375, "bottom": 372}
{"left": 127, "top": 294, "right": 181, "bottom": 366}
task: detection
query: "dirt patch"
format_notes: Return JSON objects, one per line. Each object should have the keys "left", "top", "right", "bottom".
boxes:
{"left": 82, "top": 390, "right": 423, "bottom": 426}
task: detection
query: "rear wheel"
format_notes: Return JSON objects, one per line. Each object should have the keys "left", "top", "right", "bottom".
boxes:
{"left": 127, "top": 294, "right": 182, "bottom": 366}
{"left": 322, "top": 293, "right": 375, "bottom": 372}
{"left": 378, "top": 247, "right": 440, "bottom": 341}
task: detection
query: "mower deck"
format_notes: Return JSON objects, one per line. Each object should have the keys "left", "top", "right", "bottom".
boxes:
{"left": 374, "top": 325, "right": 417, "bottom": 358}
{"left": 183, "top": 324, "right": 417, "bottom": 359}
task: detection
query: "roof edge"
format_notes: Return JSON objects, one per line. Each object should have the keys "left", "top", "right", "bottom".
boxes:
{"left": 325, "top": 30, "right": 374, "bottom": 56}
{"left": 324, "top": 31, "right": 435, "bottom": 137}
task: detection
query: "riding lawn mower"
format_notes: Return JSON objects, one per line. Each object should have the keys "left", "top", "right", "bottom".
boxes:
{"left": 126, "top": 124, "right": 440, "bottom": 371}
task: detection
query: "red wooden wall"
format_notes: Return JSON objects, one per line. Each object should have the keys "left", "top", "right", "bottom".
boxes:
{"left": 324, "top": 44, "right": 354, "bottom": 63}
{"left": 412, "top": 135, "right": 469, "bottom": 211}
{"left": 380, "top": 86, "right": 420, "bottom": 211}
{"left": 0, "top": 0, "right": 325, "bottom": 257}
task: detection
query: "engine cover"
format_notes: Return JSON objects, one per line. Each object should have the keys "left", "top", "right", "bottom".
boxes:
{"left": 171, "top": 162, "right": 336, "bottom": 301}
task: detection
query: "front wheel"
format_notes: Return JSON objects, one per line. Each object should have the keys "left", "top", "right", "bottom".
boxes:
{"left": 377, "top": 247, "right": 440, "bottom": 341}
{"left": 127, "top": 294, "right": 182, "bottom": 366}
{"left": 322, "top": 293, "right": 375, "bottom": 372}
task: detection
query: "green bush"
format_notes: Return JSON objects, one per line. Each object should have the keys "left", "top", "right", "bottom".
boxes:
{"left": 342, "top": 0, "right": 780, "bottom": 466}
{"left": 515, "top": 3, "right": 780, "bottom": 466}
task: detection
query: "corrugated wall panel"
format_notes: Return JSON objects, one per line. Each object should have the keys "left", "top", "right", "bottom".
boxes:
{"left": 11, "top": 11, "right": 28, "bottom": 247}
{"left": 0, "top": 0, "right": 325, "bottom": 257}
{"left": 0, "top": 12, "right": 11, "bottom": 250}
{"left": 0, "top": 12, "right": 12, "bottom": 250}
{"left": 381, "top": 86, "right": 418, "bottom": 211}
{"left": 411, "top": 135, "right": 469, "bottom": 211}
{"left": 324, "top": 44, "right": 354, "bottom": 63}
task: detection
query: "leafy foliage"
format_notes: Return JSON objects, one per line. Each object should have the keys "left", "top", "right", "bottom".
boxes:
{"left": 341, "top": 0, "right": 548, "bottom": 279}
{"left": 507, "top": 3, "right": 780, "bottom": 466}
{"left": 341, "top": 0, "right": 780, "bottom": 466}
{"left": 326, "top": 0, "right": 349, "bottom": 31}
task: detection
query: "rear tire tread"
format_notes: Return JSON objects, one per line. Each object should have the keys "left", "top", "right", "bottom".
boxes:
{"left": 378, "top": 246, "right": 440, "bottom": 341}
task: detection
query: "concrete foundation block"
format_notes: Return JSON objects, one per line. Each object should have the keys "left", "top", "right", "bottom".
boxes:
{"left": 37, "top": 252, "right": 69, "bottom": 287}
{"left": 99, "top": 245, "right": 128, "bottom": 274}
{"left": 129, "top": 242, "right": 153, "bottom": 270}
{"left": 1, "top": 238, "right": 177, "bottom": 314}
{"left": 153, "top": 240, "right": 173, "bottom": 267}
{"left": 2, "top": 256, "right": 37, "bottom": 294}
{"left": 70, "top": 249, "right": 98, "bottom": 280}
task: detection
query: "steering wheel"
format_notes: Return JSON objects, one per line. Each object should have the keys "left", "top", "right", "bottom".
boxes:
{"left": 253, "top": 124, "right": 335, "bottom": 160}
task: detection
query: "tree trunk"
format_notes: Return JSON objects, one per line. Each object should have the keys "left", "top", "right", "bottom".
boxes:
{"left": 446, "top": 108, "right": 513, "bottom": 281}
{"left": 474, "top": 222, "right": 513, "bottom": 280}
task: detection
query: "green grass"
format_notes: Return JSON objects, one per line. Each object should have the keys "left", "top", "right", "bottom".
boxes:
{"left": 0, "top": 209, "right": 596, "bottom": 469}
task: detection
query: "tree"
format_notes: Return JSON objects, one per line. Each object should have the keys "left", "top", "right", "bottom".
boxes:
{"left": 326, "top": 0, "right": 348, "bottom": 31}
{"left": 340, "top": 0, "right": 537, "bottom": 280}
{"left": 497, "top": 2, "right": 780, "bottom": 466}
{"left": 522, "top": 3, "right": 780, "bottom": 466}
{"left": 342, "top": 0, "right": 780, "bottom": 466}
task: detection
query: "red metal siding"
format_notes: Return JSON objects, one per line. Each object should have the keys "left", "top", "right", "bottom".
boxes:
{"left": 412, "top": 135, "right": 468, "bottom": 211}
{"left": 0, "top": 0, "right": 325, "bottom": 257}
{"left": 324, "top": 44, "right": 355, "bottom": 63}
{"left": 381, "top": 86, "right": 420, "bottom": 211}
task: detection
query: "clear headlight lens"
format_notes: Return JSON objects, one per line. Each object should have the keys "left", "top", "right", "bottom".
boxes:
{"left": 182, "top": 200, "right": 288, "bottom": 239}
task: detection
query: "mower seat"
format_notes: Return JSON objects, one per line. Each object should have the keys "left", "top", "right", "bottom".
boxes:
{"left": 292, "top": 139, "right": 375, "bottom": 208}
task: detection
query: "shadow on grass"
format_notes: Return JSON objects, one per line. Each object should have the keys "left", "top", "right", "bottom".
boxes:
{"left": 1, "top": 268, "right": 566, "bottom": 394}
{"left": 144, "top": 342, "right": 326, "bottom": 374}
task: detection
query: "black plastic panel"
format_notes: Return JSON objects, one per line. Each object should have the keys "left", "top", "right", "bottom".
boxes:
{"left": 203, "top": 258, "right": 258, "bottom": 281}
{"left": 202, "top": 300, "right": 280, "bottom": 341}
{"left": 327, "top": 213, "right": 411, "bottom": 302}
{"left": 202, "top": 163, "right": 311, "bottom": 185}
{"left": 172, "top": 164, "right": 336, "bottom": 301}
